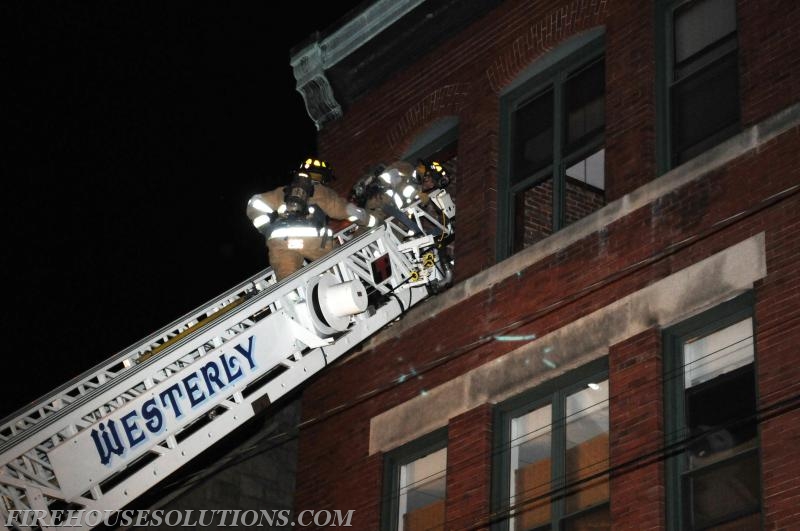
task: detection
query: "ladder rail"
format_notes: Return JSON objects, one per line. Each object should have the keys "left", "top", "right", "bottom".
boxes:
{"left": 0, "top": 225, "right": 387, "bottom": 463}
{"left": 0, "top": 193, "right": 454, "bottom": 528}
{"left": 0, "top": 225, "right": 394, "bottom": 465}
{"left": 0, "top": 268, "right": 276, "bottom": 438}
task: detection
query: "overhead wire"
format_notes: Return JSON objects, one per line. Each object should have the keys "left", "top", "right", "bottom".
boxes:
{"left": 150, "top": 307, "right": 782, "bottom": 524}
{"left": 141, "top": 184, "right": 798, "bottom": 523}
{"left": 147, "top": 327, "right": 797, "bottom": 531}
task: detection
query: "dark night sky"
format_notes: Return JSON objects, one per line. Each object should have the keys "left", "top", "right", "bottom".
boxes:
{"left": 2, "top": 1, "right": 365, "bottom": 420}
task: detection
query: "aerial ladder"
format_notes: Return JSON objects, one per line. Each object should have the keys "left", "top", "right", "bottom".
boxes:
{"left": 0, "top": 188, "right": 456, "bottom": 531}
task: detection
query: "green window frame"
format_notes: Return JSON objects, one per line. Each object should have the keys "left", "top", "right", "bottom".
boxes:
{"left": 497, "top": 30, "right": 606, "bottom": 261}
{"left": 382, "top": 428, "right": 448, "bottom": 531}
{"left": 491, "top": 358, "right": 610, "bottom": 531}
{"left": 663, "top": 293, "right": 762, "bottom": 530}
{"left": 656, "top": 0, "right": 741, "bottom": 173}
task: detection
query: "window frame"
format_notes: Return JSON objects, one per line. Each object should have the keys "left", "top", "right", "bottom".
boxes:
{"left": 655, "top": 0, "right": 741, "bottom": 174}
{"left": 491, "top": 358, "right": 609, "bottom": 531}
{"left": 381, "top": 427, "right": 448, "bottom": 531}
{"left": 662, "top": 292, "right": 762, "bottom": 530}
{"left": 497, "top": 31, "right": 606, "bottom": 261}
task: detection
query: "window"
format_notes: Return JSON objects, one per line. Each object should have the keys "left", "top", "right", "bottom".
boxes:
{"left": 382, "top": 429, "right": 447, "bottom": 531}
{"left": 498, "top": 32, "right": 606, "bottom": 260}
{"left": 657, "top": 0, "right": 741, "bottom": 171}
{"left": 663, "top": 293, "right": 761, "bottom": 530}
{"left": 492, "top": 360, "right": 610, "bottom": 530}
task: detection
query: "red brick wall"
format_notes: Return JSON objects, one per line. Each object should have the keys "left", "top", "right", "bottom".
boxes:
{"left": 738, "top": 0, "right": 800, "bottom": 127}
{"left": 444, "top": 405, "right": 493, "bottom": 531}
{"left": 294, "top": 0, "right": 800, "bottom": 528}
{"left": 604, "top": 0, "right": 656, "bottom": 200}
{"left": 514, "top": 178, "right": 605, "bottom": 249}
{"left": 517, "top": 178, "right": 554, "bottom": 246}
{"left": 565, "top": 179, "right": 605, "bottom": 224}
{"left": 295, "top": 126, "right": 800, "bottom": 529}
{"left": 609, "top": 328, "right": 665, "bottom": 530}
{"left": 294, "top": 402, "right": 385, "bottom": 529}
{"left": 755, "top": 192, "right": 800, "bottom": 528}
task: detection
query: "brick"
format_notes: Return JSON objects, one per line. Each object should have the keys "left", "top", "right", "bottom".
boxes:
{"left": 291, "top": 0, "right": 800, "bottom": 529}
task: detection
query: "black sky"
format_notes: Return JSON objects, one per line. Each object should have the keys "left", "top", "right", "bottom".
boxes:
{"left": 2, "top": 1, "right": 365, "bottom": 419}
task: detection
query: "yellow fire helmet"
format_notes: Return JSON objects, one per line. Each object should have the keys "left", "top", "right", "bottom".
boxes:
{"left": 299, "top": 158, "right": 334, "bottom": 184}
{"left": 416, "top": 159, "right": 450, "bottom": 189}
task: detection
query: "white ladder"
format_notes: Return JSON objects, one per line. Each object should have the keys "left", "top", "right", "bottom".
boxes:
{"left": 0, "top": 194, "right": 454, "bottom": 531}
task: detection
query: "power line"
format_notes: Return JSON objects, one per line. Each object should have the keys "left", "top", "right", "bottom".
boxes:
{"left": 293, "top": 182, "right": 799, "bottom": 444}
{"left": 138, "top": 184, "right": 799, "bottom": 523}
{"left": 186, "top": 331, "right": 752, "bottom": 511}
{"left": 455, "top": 389, "right": 800, "bottom": 531}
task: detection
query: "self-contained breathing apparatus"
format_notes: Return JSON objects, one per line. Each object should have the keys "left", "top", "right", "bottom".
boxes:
{"left": 265, "top": 171, "right": 330, "bottom": 249}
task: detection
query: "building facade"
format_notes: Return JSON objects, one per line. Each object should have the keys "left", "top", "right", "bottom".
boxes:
{"left": 290, "top": 0, "right": 800, "bottom": 529}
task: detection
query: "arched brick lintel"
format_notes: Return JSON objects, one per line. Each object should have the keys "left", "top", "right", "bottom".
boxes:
{"left": 386, "top": 83, "right": 471, "bottom": 155}
{"left": 485, "top": 0, "right": 610, "bottom": 94}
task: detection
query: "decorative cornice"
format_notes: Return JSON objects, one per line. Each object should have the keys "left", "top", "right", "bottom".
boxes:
{"left": 291, "top": 44, "right": 342, "bottom": 130}
{"left": 290, "top": 0, "right": 427, "bottom": 129}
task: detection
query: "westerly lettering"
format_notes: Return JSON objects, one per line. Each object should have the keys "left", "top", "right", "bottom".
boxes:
{"left": 90, "top": 335, "right": 257, "bottom": 466}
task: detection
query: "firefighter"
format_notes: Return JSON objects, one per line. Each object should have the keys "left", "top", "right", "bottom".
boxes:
{"left": 355, "top": 158, "right": 449, "bottom": 216}
{"left": 414, "top": 158, "right": 455, "bottom": 286}
{"left": 414, "top": 159, "right": 450, "bottom": 195}
{"left": 247, "top": 158, "right": 375, "bottom": 280}
{"left": 349, "top": 161, "right": 425, "bottom": 236}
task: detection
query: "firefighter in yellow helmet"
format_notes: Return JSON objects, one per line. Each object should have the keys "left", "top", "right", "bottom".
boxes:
{"left": 247, "top": 158, "right": 376, "bottom": 280}
{"left": 414, "top": 159, "right": 450, "bottom": 194}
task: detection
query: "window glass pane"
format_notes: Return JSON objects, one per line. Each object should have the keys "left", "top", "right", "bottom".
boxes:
{"left": 672, "top": 52, "right": 739, "bottom": 163}
{"left": 565, "top": 59, "right": 605, "bottom": 148}
{"left": 565, "top": 381, "right": 609, "bottom": 514}
{"left": 399, "top": 448, "right": 446, "bottom": 531}
{"left": 684, "top": 318, "right": 753, "bottom": 389}
{"left": 565, "top": 148, "right": 605, "bottom": 191}
{"left": 684, "top": 451, "right": 760, "bottom": 529}
{"left": 513, "top": 177, "right": 554, "bottom": 252}
{"left": 512, "top": 89, "right": 553, "bottom": 184}
{"left": 682, "top": 317, "right": 758, "bottom": 528}
{"left": 510, "top": 405, "right": 552, "bottom": 531}
{"left": 674, "top": 0, "right": 736, "bottom": 64}
{"left": 562, "top": 504, "right": 612, "bottom": 531}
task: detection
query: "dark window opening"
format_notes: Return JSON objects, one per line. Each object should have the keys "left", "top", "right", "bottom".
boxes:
{"left": 661, "top": 0, "right": 740, "bottom": 168}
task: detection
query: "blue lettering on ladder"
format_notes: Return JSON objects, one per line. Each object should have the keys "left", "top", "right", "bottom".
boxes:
{"left": 90, "top": 335, "right": 257, "bottom": 466}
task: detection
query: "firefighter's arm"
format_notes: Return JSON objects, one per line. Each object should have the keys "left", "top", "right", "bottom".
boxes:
{"left": 317, "top": 186, "right": 376, "bottom": 228}
{"left": 314, "top": 185, "right": 350, "bottom": 219}
{"left": 246, "top": 188, "right": 283, "bottom": 235}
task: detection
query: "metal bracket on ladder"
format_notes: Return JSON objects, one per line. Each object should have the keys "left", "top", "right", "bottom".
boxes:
{"left": 0, "top": 190, "right": 455, "bottom": 530}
